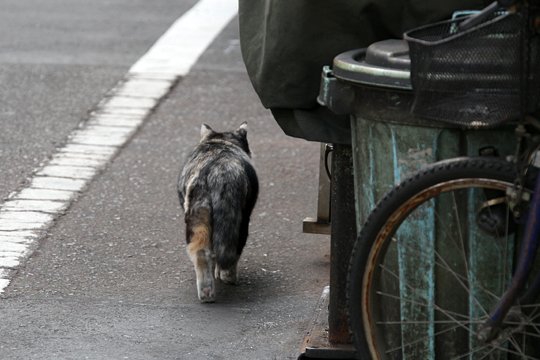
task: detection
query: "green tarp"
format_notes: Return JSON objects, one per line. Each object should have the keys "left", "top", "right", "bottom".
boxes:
{"left": 238, "top": 0, "right": 489, "bottom": 143}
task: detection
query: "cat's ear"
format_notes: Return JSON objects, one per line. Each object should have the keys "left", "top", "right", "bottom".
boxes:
{"left": 200, "top": 124, "right": 214, "bottom": 140}
{"left": 235, "top": 122, "right": 248, "bottom": 137}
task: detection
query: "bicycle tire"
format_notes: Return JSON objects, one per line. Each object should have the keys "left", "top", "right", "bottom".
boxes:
{"left": 348, "top": 156, "right": 540, "bottom": 359}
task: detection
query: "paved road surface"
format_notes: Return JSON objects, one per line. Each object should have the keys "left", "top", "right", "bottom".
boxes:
{"left": 0, "top": 1, "right": 331, "bottom": 359}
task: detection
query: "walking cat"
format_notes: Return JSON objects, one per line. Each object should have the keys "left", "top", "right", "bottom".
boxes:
{"left": 178, "top": 122, "right": 258, "bottom": 302}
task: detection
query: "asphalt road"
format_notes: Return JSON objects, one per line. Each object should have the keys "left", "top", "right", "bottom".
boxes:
{"left": 0, "top": 2, "right": 330, "bottom": 359}
{"left": 0, "top": 0, "right": 196, "bottom": 200}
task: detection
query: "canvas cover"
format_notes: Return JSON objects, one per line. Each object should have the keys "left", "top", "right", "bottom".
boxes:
{"left": 238, "top": 0, "right": 489, "bottom": 143}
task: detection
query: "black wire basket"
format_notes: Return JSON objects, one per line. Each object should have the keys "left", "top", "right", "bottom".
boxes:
{"left": 405, "top": 11, "right": 539, "bottom": 129}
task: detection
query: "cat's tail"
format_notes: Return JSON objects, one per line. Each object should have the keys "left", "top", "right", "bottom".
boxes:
{"left": 212, "top": 220, "right": 242, "bottom": 270}
{"left": 212, "top": 191, "right": 244, "bottom": 271}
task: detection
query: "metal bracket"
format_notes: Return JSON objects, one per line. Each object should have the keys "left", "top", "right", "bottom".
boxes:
{"left": 303, "top": 144, "right": 332, "bottom": 235}
{"left": 317, "top": 66, "right": 355, "bottom": 115}
{"left": 298, "top": 286, "right": 357, "bottom": 360}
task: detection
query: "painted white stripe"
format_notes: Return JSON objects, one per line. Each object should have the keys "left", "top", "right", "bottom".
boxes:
{"left": 31, "top": 177, "right": 88, "bottom": 192}
{"left": 0, "top": 0, "right": 237, "bottom": 293}
{"left": 87, "top": 116, "right": 142, "bottom": 128}
{"left": 0, "top": 278, "right": 10, "bottom": 290}
{"left": 113, "top": 78, "right": 173, "bottom": 99}
{"left": 0, "top": 258, "right": 21, "bottom": 269}
{"left": 3, "top": 200, "right": 69, "bottom": 214}
{"left": 14, "top": 188, "right": 75, "bottom": 202}
{"left": 0, "top": 236, "right": 35, "bottom": 245}
{"left": 96, "top": 106, "right": 150, "bottom": 117}
{"left": 0, "top": 231, "right": 38, "bottom": 239}
{"left": 36, "top": 165, "right": 99, "bottom": 180}
{"left": 101, "top": 96, "right": 158, "bottom": 110}
{"left": 60, "top": 144, "right": 118, "bottom": 156}
{"left": 0, "top": 243, "right": 29, "bottom": 253}
{"left": 129, "top": 0, "right": 238, "bottom": 76}
{"left": 0, "top": 212, "right": 54, "bottom": 223}
{"left": 49, "top": 155, "right": 107, "bottom": 168}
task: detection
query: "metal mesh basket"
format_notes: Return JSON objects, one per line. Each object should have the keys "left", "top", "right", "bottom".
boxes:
{"left": 405, "top": 12, "right": 539, "bottom": 129}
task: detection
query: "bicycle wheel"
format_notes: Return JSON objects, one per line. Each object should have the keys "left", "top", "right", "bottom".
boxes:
{"left": 348, "top": 157, "right": 540, "bottom": 359}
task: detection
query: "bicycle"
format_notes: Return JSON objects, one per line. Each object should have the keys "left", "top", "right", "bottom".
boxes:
{"left": 346, "top": 1, "right": 540, "bottom": 358}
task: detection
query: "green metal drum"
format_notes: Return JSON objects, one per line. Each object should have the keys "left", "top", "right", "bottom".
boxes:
{"left": 320, "top": 40, "right": 517, "bottom": 221}
{"left": 319, "top": 39, "right": 518, "bottom": 355}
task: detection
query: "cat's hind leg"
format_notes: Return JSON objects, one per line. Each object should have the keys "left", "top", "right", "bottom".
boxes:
{"left": 215, "top": 260, "right": 238, "bottom": 285}
{"left": 186, "top": 208, "right": 215, "bottom": 303}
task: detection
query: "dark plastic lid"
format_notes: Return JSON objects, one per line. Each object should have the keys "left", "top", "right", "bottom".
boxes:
{"left": 333, "top": 39, "right": 412, "bottom": 90}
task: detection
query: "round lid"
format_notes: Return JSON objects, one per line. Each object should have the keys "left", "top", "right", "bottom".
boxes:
{"left": 332, "top": 39, "right": 412, "bottom": 90}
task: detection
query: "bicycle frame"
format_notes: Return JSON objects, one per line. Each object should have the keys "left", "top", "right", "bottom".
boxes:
{"left": 478, "top": 164, "right": 540, "bottom": 342}
{"left": 345, "top": 0, "right": 540, "bottom": 354}
{"left": 466, "top": 0, "right": 540, "bottom": 342}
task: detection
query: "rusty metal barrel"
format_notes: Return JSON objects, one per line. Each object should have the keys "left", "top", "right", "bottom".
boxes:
{"left": 317, "top": 39, "right": 517, "bottom": 357}
{"left": 319, "top": 39, "right": 516, "bottom": 226}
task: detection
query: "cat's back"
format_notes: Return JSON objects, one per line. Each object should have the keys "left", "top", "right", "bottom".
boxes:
{"left": 181, "top": 140, "right": 253, "bottom": 186}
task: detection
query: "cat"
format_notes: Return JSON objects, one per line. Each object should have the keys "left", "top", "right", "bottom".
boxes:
{"left": 178, "top": 122, "right": 258, "bottom": 302}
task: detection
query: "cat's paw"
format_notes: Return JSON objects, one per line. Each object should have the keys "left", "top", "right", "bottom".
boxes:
{"left": 218, "top": 269, "right": 238, "bottom": 285}
{"left": 197, "top": 281, "right": 215, "bottom": 303}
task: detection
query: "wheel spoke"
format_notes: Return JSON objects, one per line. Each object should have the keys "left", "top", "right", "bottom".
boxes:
{"left": 490, "top": 342, "right": 538, "bottom": 359}
{"left": 450, "top": 190, "right": 470, "bottom": 286}
{"left": 376, "top": 290, "right": 470, "bottom": 320}
{"left": 350, "top": 159, "right": 540, "bottom": 359}
{"left": 518, "top": 331, "right": 540, "bottom": 339}
{"left": 390, "top": 234, "right": 500, "bottom": 305}
{"left": 440, "top": 191, "right": 505, "bottom": 306}
{"left": 378, "top": 320, "right": 481, "bottom": 325}
{"left": 385, "top": 322, "right": 465, "bottom": 354}
{"left": 390, "top": 235, "right": 500, "bottom": 301}
{"left": 450, "top": 342, "right": 494, "bottom": 360}
{"left": 378, "top": 264, "right": 472, "bottom": 321}
{"left": 376, "top": 264, "right": 487, "bottom": 344}
{"left": 507, "top": 335, "right": 526, "bottom": 358}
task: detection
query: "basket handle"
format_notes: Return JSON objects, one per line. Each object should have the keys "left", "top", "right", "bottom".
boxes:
{"left": 458, "top": 1, "right": 500, "bottom": 31}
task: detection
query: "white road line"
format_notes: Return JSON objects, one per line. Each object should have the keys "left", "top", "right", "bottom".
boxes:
{"left": 0, "top": 0, "right": 238, "bottom": 293}
{"left": 129, "top": 0, "right": 238, "bottom": 76}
